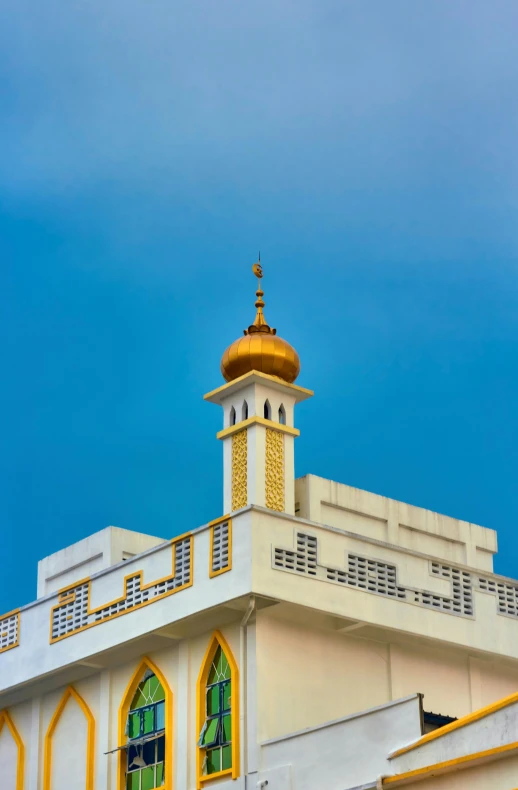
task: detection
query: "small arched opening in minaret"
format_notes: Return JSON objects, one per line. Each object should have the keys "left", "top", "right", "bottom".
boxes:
{"left": 278, "top": 404, "right": 286, "bottom": 425}
{"left": 242, "top": 400, "right": 248, "bottom": 421}
{"left": 264, "top": 399, "right": 271, "bottom": 420}
{"left": 229, "top": 406, "right": 236, "bottom": 426}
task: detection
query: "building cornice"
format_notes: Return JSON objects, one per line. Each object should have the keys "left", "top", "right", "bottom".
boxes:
{"left": 216, "top": 415, "right": 300, "bottom": 440}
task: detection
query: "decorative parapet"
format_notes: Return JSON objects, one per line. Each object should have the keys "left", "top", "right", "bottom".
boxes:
{"left": 49, "top": 533, "right": 193, "bottom": 643}
{"left": 273, "top": 530, "right": 518, "bottom": 621}
{"left": 209, "top": 517, "right": 232, "bottom": 578}
{"left": 0, "top": 610, "right": 20, "bottom": 654}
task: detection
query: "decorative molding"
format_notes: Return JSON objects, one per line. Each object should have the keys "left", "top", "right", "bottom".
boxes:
{"left": 0, "top": 609, "right": 20, "bottom": 654}
{"left": 204, "top": 369, "right": 314, "bottom": 404}
{"left": 49, "top": 534, "right": 193, "bottom": 643}
{"left": 217, "top": 416, "right": 299, "bottom": 440}
{"left": 209, "top": 517, "right": 232, "bottom": 578}
{"left": 273, "top": 530, "right": 518, "bottom": 621}
{"left": 265, "top": 428, "right": 285, "bottom": 512}
{"left": 43, "top": 686, "right": 95, "bottom": 790}
{"left": 231, "top": 430, "right": 248, "bottom": 511}
{"left": 0, "top": 709, "right": 25, "bottom": 790}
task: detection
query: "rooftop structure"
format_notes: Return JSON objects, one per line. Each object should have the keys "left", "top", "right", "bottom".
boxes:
{"left": 1, "top": 261, "right": 517, "bottom": 790}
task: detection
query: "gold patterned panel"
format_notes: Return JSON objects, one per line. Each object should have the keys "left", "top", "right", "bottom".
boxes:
{"left": 232, "top": 429, "right": 248, "bottom": 510}
{"left": 265, "top": 428, "right": 285, "bottom": 511}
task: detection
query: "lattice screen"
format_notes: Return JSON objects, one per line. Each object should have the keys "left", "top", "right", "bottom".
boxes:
{"left": 211, "top": 520, "right": 231, "bottom": 575}
{"left": 273, "top": 530, "right": 518, "bottom": 621}
{"left": 51, "top": 535, "right": 192, "bottom": 642}
{"left": 0, "top": 611, "right": 19, "bottom": 653}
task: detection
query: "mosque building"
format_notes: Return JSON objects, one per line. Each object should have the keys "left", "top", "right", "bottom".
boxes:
{"left": 2, "top": 262, "right": 518, "bottom": 790}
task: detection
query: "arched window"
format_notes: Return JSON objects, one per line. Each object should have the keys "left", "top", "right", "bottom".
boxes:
{"left": 263, "top": 400, "right": 271, "bottom": 420}
{"left": 229, "top": 407, "right": 236, "bottom": 426}
{"left": 119, "top": 659, "right": 171, "bottom": 790}
{"left": 197, "top": 632, "right": 239, "bottom": 785}
{"left": 242, "top": 400, "right": 248, "bottom": 421}
{"left": 278, "top": 404, "right": 286, "bottom": 425}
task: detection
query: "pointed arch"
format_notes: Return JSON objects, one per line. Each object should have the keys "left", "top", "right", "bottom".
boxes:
{"left": 241, "top": 400, "right": 248, "bottom": 421}
{"left": 196, "top": 630, "right": 240, "bottom": 789}
{"left": 117, "top": 656, "right": 173, "bottom": 790}
{"left": 43, "top": 686, "right": 95, "bottom": 790}
{"left": 0, "top": 710, "right": 25, "bottom": 790}
{"left": 278, "top": 404, "right": 286, "bottom": 425}
{"left": 229, "top": 406, "right": 236, "bottom": 427}
{"left": 263, "top": 399, "right": 271, "bottom": 420}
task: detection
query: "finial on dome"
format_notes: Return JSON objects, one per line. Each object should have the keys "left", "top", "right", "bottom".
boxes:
{"left": 220, "top": 255, "right": 300, "bottom": 384}
{"left": 245, "top": 254, "right": 277, "bottom": 336}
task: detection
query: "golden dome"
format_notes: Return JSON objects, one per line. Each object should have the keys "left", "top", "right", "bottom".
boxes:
{"left": 220, "top": 259, "right": 301, "bottom": 384}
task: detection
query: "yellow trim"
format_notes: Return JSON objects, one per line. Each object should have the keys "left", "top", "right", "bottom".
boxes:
{"left": 196, "top": 630, "right": 240, "bottom": 789}
{"left": 58, "top": 577, "right": 90, "bottom": 596}
{"left": 0, "top": 609, "right": 20, "bottom": 655}
{"left": 208, "top": 516, "right": 233, "bottom": 578}
{"left": 217, "top": 415, "right": 300, "bottom": 440}
{"left": 117, "top": 656, "right": 173, "bottom": 790}
{"left": 383, "top": 739, "right": 518, "bottom": 786}
{"left": 43, "top": 686, "right": 95, "bottom": 790}
{"left": 391, "top": 689, "right": 518, "bottom": 758}
{"left": 0, "top": 709, "right": 25, "bottom": 790}
{"left": 49, "top": 534, "right": 193, "bottom": 644}
{"left": 204, "top": 370, "right": 314, "bottom": 402}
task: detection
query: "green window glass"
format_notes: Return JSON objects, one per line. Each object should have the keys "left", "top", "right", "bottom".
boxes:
{"left": 125, "top": 671, "right": 166, "bottom": 790}
{"left": 198, "top": 645, "right": 233, "bottom": 776}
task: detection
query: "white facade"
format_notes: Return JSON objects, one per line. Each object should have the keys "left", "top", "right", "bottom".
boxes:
{"left": 1, "top": 368, "right": 518, "bottom": 790}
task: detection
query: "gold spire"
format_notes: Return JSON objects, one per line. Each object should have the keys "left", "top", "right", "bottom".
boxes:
{"left": 245, "top": 255, "right": 277, "bottom": 336}
{"left": 220, "top": 255, "right": 300, "bottom": 384}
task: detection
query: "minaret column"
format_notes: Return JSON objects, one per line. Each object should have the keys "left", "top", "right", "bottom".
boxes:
{"left": 205, "top": 372, "right": 311, "bottom": 516}
{"left": 205, "top": 258, "right": 313, "bottom": 516}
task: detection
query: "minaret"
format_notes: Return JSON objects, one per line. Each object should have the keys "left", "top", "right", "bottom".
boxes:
{"left": 204, "top": 259, "right": 313, "bottom": 515}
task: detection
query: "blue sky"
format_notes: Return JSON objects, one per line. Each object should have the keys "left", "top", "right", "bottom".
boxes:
{"left": 1, "top": 1, "right": 518, "bottom": 613}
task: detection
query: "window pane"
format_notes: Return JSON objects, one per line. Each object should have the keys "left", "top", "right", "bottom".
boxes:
{"left": 153, "top": 681, "right": 165, "bottom": 703}
{"left": 207, "top": 685, "right": 220, "bottom": 716}
{"left": 156, "top": 763, "right": 164, "bottom": 787}
{"left": 222, "top": 714, "right": 231, "bottom": 744}
{"left": 141, "top": 766, "right": 154, "bottom": 790}
{"left": 156, "top": 701, "right": 165, "bottom": 731}
{"left": 128, "top": 745, "right": 138, "bottom": 769}
{"left": 143, "top": 707, "right": 155, "bottom": 734}
{"left": 127, "top": 771, "right": 140, "bottom": 790}
{"left": 143, "top": 739, "right": 156, "bottom": 766}
{"left": 222, "top": 744, "right": 232, "bottom": 770}
{"left": 201, "top": 717, "right": 219, "bottom": 747}
{"left": 207, "top": 747, "right": 221, "bottom": 774}
{"left": 129, "top": 712, "right": 141, "bottom": 739}
{"left": 207, "top": 647, "right": 221, "bottom": 684}
{"left": 148, "top": 676, "right": 159, "bottom": 701}
{"left": 132, "top": 678, "right": 149, "bottom": 709}
{"left": 222, "top": 680, "right": 231, "bottom": 712}
{"left": 220, "top": 651, "right": 231, "bottom": 681}
{"left": 157, "top": 735, "right": 165, "bottom": 763}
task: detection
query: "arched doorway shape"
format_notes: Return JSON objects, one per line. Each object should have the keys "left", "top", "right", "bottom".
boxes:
{"left": 43, "top": 686, "right": 95, "bottom": 790}
{"left": 0, "top": 709, "right": 25, "bottom": 790}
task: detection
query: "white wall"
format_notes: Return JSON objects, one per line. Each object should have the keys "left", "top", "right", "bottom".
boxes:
{"left": 258, "top": 695, "right": 422, "bottom": 790}
{"left": 295, "top": 475, "right": 497, "bottom": 571}
{"left": 37, "top": 526, "right": 166, "bottom": 598}
{"left": 0, "top": 718, "right": 19, "bottom": 790}
{"left": 49, "top": 694, "right": 89, "bottom": 790}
